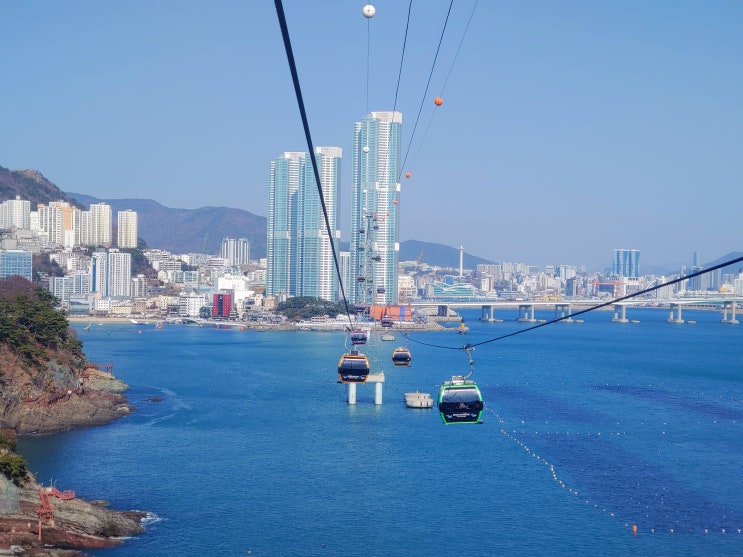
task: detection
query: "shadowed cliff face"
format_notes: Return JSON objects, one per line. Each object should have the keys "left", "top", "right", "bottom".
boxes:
{"left": 0, "top": 344, "right": 134, "bottom": 436}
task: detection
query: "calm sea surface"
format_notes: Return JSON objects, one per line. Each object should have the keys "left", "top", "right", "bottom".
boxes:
{"left": 17, "top": 307, "right": 743, "bottom": 556}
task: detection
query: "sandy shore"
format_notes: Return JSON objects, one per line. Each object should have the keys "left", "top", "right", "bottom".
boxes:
{"left": 67, "top": 316, "right": 162, "bottom": 323}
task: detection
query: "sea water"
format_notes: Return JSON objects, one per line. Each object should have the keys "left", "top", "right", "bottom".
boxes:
{"left": 17, "top": 307, "right": 743, "bottom": 556}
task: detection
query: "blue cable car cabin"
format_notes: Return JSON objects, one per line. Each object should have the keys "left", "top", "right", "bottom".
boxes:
{"left": 391, "top": 347, "right": 411, "bottom": 367}
{"left": 350, "top": 329, "right": 368, "bottom": 345}
{"left": 380, "top": 315, "right": 394, "bottom": 328}
{"left": 338, "top": 351, "right": 370, "bottom": 384}
{"left": 438, "top": 376, "right": 483, "bottom": 424}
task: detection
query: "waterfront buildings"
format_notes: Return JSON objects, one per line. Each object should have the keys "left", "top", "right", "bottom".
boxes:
{"left": 90, "top": 249, "right": 132, "bottom": 297}
{"left": 266, "top": 148, "right": 341, "bottom": 301}
{"left": 350, "top": 111, "right": 402, "bottom": 306}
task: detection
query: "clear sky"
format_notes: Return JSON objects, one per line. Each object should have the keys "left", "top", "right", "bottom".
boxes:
{"left": 1, "top": 1, "right": 741, "bottom": 270}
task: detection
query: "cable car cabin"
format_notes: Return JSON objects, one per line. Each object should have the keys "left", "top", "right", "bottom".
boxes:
{"left": 357, "top": 275, "right": 366, "bottom": 283}
{"left": 381, "top": 315, "right": 394, "bottom": 328}
{"left": 391, "top": 347, "right": 411, "bottom": 367}
{"left": 350, "top": 329, "right": 368, "bottom": 345}
{"left": 338, "top": 351, "right": 370, "bottom": 384}
{"left": 438, "top": 376, "right": 483, "bottom": 424}
{"left": 376, "top": 286, "right": 385, "bottom": 294}
{"left": 353, "top": 303, "right": 367, "bottom": 313}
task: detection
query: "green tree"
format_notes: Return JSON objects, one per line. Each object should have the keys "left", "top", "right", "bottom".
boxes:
{"left": 0, "top": 454, "right": 28, "bottom": 485}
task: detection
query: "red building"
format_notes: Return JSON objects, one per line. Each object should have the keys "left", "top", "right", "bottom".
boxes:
{"left": 212, "top": 292, "right": 232, "bottom": 320}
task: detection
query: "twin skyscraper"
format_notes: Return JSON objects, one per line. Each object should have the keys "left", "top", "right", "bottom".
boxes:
{"left": 267, "top": 111, "right": 403, "bottom": 306}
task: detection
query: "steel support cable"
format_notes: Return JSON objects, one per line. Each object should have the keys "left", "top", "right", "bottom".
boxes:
{"left": 274, "top": 0, "right": 354, "bottom": 324}
{"left": 409, "top": 0, "right": 479, "bottom": 170}
{"left": 402, "top": 255, "right": 743, "bottom": 353}
{"left": 391, "top": 1, "right": 414, "bottom": 114}
{"left": 398, "top": 0, "right": 454, "bottom": 181}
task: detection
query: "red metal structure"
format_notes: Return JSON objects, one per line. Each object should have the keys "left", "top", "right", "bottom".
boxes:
{"left": 36, "top": 487, "right": 75, "bottom": 540}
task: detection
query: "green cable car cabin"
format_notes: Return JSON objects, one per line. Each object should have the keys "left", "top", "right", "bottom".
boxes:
{"left": 438, "top": 376, "right": 483, "bottom": 424}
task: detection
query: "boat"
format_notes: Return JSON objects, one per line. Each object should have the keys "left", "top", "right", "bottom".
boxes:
{"left": 405, "top": 391, "right": 433, "bottom": 408}
{"left": 83, "top": 324, "right": 91, "bottom": 330}
{"left": 381, "top": 333, "right": 395, "bottom": 341}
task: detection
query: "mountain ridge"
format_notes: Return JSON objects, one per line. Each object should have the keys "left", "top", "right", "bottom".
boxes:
{"left": 2, "top": 164, "right": 739, "bottom": 273}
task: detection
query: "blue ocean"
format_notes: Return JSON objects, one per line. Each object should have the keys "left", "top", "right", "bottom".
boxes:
{"left": 17, "top": 307, "right": 743, "bottom": 556}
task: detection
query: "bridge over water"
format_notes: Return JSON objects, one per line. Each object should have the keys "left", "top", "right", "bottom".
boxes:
{"left": 408, "top": 297, "right": 742, "bottom": 325}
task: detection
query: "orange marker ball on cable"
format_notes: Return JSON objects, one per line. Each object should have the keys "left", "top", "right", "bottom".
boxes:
{"left": 434, "top": 96, "right": 443, "bottom": 106}
{"left": 405, "top": 172, "right": 411, "bottom": 178}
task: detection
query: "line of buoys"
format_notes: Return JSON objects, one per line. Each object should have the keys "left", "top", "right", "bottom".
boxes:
{"left": 485, "top": 405, "right": 743, "bottom": 536}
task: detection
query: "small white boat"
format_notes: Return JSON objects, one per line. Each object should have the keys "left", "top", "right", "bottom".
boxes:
{"left": 381, "top": 333, "right": 395, "bottom": 341}
{"left": 405, "top": 391, "right": 433, "bottom": 408}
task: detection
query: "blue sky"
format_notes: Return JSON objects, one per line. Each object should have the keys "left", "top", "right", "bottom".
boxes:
{"left": 1, "top": 1, "right": 741, "bottom": 270}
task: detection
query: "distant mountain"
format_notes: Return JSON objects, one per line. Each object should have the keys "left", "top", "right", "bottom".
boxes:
{"left": 0, "top": 165, "right": 83, "bottom": 209}
{"left": 704, "top": 252, "right": 743, "bottom": 277}
{"left": 68, "top": 193, "right": 267, "bottom": 256}
{"left": 397, "top": 240, "right": 494, "bottom": 269}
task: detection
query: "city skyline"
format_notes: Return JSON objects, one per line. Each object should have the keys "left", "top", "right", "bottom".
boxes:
{"left": 1, "top": 2, "right": 741, "bottom": 268}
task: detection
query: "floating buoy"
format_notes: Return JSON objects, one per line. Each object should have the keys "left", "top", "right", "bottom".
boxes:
{"left": 405, "top": 172, "right": 411, "bottom": 178}
{"left": 632, "top": 525, "right": 638, "bottom": 535}
{"left": 434, "top": 96, "right": 443, "bottom": 106}
{"left": 362, "top": 4, "right": 376, "bottom": 18}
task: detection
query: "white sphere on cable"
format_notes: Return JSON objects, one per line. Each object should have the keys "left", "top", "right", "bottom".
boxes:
{"left": 362, "top": 4, "right": 376, "bottom": 18}
{"left": 363, "top": 146, "right": 369, "bottom": 153}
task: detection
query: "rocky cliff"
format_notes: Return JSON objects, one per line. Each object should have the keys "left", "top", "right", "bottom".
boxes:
{"left": 0, "top": 278, "right": 144, "bottom": 555}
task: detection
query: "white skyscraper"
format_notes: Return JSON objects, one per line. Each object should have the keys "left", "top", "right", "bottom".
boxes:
{"left": 117, "top": 210, "right": 138, "bottom": 249}
{"left": 0, "top": 196, "right": 31, "bottom": 229}
{"left": 107, "top": 249, "right": 132, "bottom": 297}
{"left": 89, "top": 203, "right": 112, "bottom": 247}
{"left": 221, "top": 237, "right": 251, "bottom": 267}
{"left": 350, "top": 111, "right": 402, "bottom": 306}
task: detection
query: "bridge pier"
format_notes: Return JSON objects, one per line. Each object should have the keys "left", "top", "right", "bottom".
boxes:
{"left": 612, "top": 304, "right": 629, "bottom": 323}
{"left": 518, "top": 304, "right": 536, "bottom": 323}
{"left": 721, "top": 301, "right": 739, "bottom": 324}
{"left": 347, "top": 372, "right": 385, "bottom": 405}
{"left": 667, "top": 303, "right": 685, "bottom": 323}
{"left": 554, "top": 303, "right": 574, "bottom": 323}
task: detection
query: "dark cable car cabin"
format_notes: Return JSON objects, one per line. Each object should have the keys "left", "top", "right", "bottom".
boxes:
{"left": 391, "top": 347, "right": 411, "bottom": 367}
{"left": 357, "top": 275, "right": 366, "bottom": 283}
{"left": 338, "top": 351, "right": 370, "bottom": 384}
{"left": 381, "top": 314, "right": 394, "bottom": 328}
{"left": 376, "top": 286, "right": 385, "bottom": 294}
{"left": 350, "top": 329, "right": 368, "bottom": 346}
{"left": 353, "top": 303, "right": 367, "bottom": 313}
{"left": 437, "top": 376, "right": 483, "bottom": 424}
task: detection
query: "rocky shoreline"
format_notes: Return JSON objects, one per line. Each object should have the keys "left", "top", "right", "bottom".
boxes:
{"left": 1, "top": 362, "right": 144, "bottom": 556}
